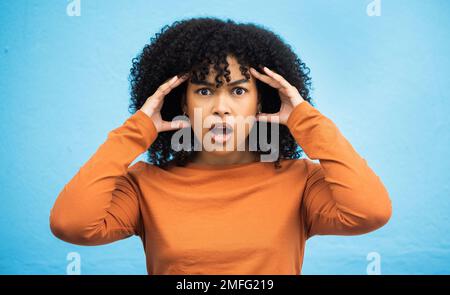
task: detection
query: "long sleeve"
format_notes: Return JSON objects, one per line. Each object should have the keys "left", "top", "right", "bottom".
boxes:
{"left": 49, "top": 110, "right": 158, "bottom": 246}
{"left": 286, "top": 101, "right": 392, "bottom": 239}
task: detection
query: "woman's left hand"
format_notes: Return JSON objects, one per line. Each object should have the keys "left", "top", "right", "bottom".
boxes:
{"left": 250, "top": 66, "right": 305, "bottom": 125}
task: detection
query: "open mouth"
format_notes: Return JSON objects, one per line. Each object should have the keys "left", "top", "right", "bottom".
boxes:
{"left": 209, "top": 122, "right": 233, "bottom": 134}
{"left": 209, "top": 123, "right": 233, "bottom": 143}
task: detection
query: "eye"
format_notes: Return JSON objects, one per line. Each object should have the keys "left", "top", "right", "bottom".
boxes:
{"left": 195, "top": 88, "right": 213, "bottom": 96}
{"left": 232, "top": 87, "right": 247, "bottom": 96}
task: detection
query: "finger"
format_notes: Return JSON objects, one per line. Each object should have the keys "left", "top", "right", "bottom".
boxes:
{"left": 249, "top": 67, "right": 283, "bottom": 89}
{"left": 152, "top": 76, "right": 177, "bottom": 101}
{"left": 161, "top": 119, "right": 191, "bottom": 132}
{"left": 162, "top": 75, "right": 177, "bottom": 84}
{"left": 262, "top": 66, "right": 293, "bottom": 90}
{"left": 255, "top": 112, "right": 280, "bottom": 124}
{"left": 161, "top": 72, "right": 189, "bottom": 84}
{"left": 154, "top": 74, "right": 190, "bottom": 100}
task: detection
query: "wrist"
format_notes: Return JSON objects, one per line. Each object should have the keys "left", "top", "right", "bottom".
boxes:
{"left": 140, "top": 107, "right": 155, "bottom": 118}
{"left": 292, "top": 98, "right": 305, "bottom": 108}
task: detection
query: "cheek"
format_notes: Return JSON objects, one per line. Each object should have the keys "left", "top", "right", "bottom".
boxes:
{"left": 240, "top": 92, "right": 258, "bottom": 111}
{"left": 242, "top": 99, "right": 258, "bottom": 114}
{"left": 185, "top": 95, "right": 209, "bottom": 113}
{"left": 234, "top": 101, "right": 258, "bottom": 125}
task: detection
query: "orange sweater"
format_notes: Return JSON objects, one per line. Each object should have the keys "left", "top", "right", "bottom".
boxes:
{"left": 49, "top": 101, "right": 392, "bottom": 275}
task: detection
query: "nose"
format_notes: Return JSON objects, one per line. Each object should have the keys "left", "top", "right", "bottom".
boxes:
{"left": 211, "top": 92, "right": 231, "bottom": 117}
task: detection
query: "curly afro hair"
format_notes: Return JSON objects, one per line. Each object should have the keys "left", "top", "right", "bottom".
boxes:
{"left": 128, "top": 17, "right": 315, "bottom": 169}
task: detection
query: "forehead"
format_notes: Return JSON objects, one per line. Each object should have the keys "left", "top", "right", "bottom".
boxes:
{"left": 188, "top": 56, "right": 254, "bottom": 87}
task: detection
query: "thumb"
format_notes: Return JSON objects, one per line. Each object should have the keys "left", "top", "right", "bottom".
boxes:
{"left": 162, "top": 119, "right": 191, "bottom": 131}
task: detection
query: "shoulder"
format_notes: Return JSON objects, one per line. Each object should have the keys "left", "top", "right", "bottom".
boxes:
{"left": 276, "top": 157, "right": 318, "bottom": 174}
{"left": 121, "top": 161, "right": 160, "bottom": 192}
{"left": 300, "top": 158, "right": 325, "bottom": 183}
{"left": 127, "top": 160, "right": 167, "bottom": 177}
{"left": 126, "top": 160, "right": 153, "bottom": 180}
{"left": 128, "top": 160, "right": 147, "bottom": 172}
{"left": 280, "top": 158, "right": 322, "bottom": 177}
{"left": 302, "top": 158, "right": 321, "bottom": 172}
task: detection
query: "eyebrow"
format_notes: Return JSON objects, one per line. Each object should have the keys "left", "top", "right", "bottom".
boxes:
{"left": 191, "top": 78, "right": 249, "bottom": 87}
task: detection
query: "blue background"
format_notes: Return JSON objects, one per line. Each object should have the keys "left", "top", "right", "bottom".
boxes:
{"left": 1, "top": 0, "right": 449, "bottom": 274}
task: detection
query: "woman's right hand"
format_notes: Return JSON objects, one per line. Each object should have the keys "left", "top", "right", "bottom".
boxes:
{"left": 140, "top": 73, "right": 191, "bottom": 133}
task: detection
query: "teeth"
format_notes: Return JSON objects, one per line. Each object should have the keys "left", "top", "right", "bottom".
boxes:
{"left": 211, "top": 124, "right": 232, "bottom": 133}
{"left": 212, "top": 128, "right": 227, "bottom": 134}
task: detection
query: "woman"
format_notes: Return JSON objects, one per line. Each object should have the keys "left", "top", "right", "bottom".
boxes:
{"left": 49, "top": 17, "right": 392, "bottom": 274}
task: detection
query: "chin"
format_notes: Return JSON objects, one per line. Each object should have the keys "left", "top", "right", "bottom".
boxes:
{"left": 208, "top": 149, "right": 238, "bottom": 156}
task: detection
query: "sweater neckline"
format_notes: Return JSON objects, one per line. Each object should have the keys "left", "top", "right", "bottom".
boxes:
{"left": 183, "top": 160, "right": 266, "bottom": 171}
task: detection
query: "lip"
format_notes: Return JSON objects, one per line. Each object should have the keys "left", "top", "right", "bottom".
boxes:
{"left": 209, "top": 122, "right": 233, "bottom": 132}
{"left": 210, "top": 130, "right": 233, "bottom": 144}
{"left": 208, "top": 122, "right": 233, "bottom": 144}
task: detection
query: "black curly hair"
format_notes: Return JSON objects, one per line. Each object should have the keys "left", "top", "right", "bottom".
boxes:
{"left": 128, "top": 17, "right": 315, "bottom": 169}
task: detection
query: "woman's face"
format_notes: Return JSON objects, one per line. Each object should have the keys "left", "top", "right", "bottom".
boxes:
{"left": 184, "top": 55, "right": 259, "bottom": 156}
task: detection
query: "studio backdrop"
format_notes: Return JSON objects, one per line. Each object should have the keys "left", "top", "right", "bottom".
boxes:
{"left": 0, "top": 0, "right": 449, "bottom": 274}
